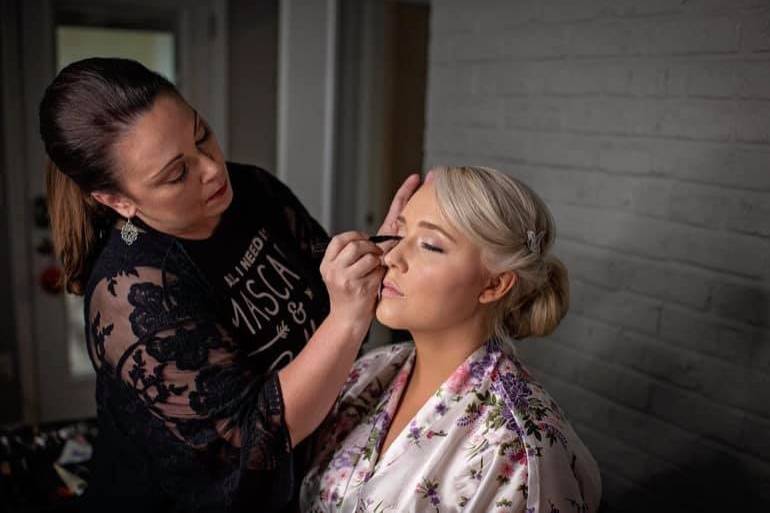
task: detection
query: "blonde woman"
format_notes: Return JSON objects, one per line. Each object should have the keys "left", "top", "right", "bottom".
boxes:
{"left": 300, "top": 166, "right": 601, "bottom": 513}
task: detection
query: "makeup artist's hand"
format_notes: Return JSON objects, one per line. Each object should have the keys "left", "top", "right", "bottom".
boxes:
{"left": 376, "top": 172, "right": 426, "bottom": 252}
{"left": 377, "top": 173, "right": 424, "bottom": 236}
{"left": 320, "top": 231, "right": 385, "bottom": 326}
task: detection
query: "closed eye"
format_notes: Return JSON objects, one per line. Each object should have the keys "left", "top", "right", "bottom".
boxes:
{"left": 196, "top": 124, "right": 210, "bottom": 145}
{"left": 169, "top": 164, "right": 188, "bottom": 184}
{"left": 421, "top": 242, "right": 444, "bottom": 253}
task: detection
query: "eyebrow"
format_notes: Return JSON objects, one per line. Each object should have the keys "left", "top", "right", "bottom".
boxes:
{"left": 148, "top": 111, "right": 199, "bottom": 183}
{"left": 396, "top": 215, "right": 457, "bottom": 243}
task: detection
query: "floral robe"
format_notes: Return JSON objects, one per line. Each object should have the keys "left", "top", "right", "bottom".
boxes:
{"left": 300, "top": 340, "right": 601, "bottom": 513}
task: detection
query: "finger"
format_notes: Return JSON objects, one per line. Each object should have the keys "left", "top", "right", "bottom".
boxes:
{"left": 335, "top": 240, "right": 382, "bottom": 267}
{"left": 355, "top": 264, "right": 386, "bottom": 296}
{"left": 424, "top": 169, "right": 435, "bottom": 183}
{"left": 378, "top": 174, "right": 421, "bottom": 235}
{"left": 366, "top": 266, "right": 387, "bottom": 292}
{"left": 376, "top": 238, "right": 400, "bottom": 255}
{"left": 325, "top": 231, "right": 369, "bottom": 261}
{"left": 347, "top": 252, "right": 383, "bottom": 278}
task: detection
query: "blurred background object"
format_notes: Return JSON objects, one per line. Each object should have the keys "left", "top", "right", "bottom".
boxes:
{"left": 0, "top": 419, "right": 97, "bottom": 512}
{"left": 1, "top": 1, "right": 769, "bottom": 512}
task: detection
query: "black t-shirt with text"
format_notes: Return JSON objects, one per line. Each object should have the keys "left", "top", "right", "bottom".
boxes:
{"left": 182, "top": 168, "right": 328, "bottom": 376}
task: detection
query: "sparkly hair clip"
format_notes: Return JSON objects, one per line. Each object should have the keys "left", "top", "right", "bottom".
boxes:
{"left": 526, "top": 229, "right": 545, "bottom": 256}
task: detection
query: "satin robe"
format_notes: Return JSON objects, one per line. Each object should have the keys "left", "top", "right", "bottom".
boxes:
{"left": 301, "top": 339, "right": 602, "bottom": 513}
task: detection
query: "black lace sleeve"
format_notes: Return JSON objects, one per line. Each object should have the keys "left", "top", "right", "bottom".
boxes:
{"left": 87, "top": 265, "right": 291, "bottom": 507}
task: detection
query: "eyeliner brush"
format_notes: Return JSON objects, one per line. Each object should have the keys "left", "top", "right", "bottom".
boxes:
{"left": 368, "top": 235, "right": 403, "bottom": 244}
{"left": 311, "top": 235, "right": 403, "bottom": 257}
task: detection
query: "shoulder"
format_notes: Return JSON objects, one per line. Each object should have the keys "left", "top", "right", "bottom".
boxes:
{"left": 492, "top": 344, "right": 573, "bottom": 446}
{"left": 86, "top": 236, "right": 210, "bottom": 337}
{"left": 340, "top": 342, "right": 414, "bottom": 401}
{"left": 354, "top": 342, "right": 414, "bottom": 380}
{"left": 359, "top": 341, "right": 414, "bottom": 367}
{"left": 226, "top": 161, "right": 292, "bottom": 200}
{"left": 226, "top": 161, "right": 271, "bottom": 183}
{"left": 88, "top": 226, "right": 204, "bottom": 292}
{"left": 491, "top": 342, "right": 602, "bottom": 510}
{"left": 86, "top": 224, "right": 172, "bottom": 297}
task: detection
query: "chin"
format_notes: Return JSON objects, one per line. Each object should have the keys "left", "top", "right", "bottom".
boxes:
{"left": 375, "top": 302, "right": 410, "bottom": 331}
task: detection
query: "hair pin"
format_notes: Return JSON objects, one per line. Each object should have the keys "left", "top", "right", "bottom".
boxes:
{"left": 526, "top": 229, "right": 545, "bottom": 256}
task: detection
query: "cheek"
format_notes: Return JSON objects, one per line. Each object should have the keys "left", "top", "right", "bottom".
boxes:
{"left": 160, "top": 186, "right": 202, "bottom": 211}
{"left": 376, "top": 258, "right": 485, "bottom": 331}
{"left": 137, "top": 184, "right": 208, "bottom": 225}
{"left": 212, "top": 141, "right": 226, "bottom": 162}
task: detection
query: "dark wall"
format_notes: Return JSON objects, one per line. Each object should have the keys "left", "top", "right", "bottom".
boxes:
{"left": 227, "top": 0, "right": 278, "bottom": 171}
{"left": 0, "top": 12, "right": 23, "bottom": 425}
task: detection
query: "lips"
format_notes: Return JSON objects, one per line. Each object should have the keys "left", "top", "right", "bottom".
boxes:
{"left": 207, "top": 181, "right": 228, "bottom": 202}
{"left": 381, "top": 279, "right": 404, "bottom": 297}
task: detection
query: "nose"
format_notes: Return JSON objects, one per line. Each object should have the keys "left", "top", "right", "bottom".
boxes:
{"left": 383, "top": 237, "right": 408, "bottom": 272}
{"left": 199, "top": 151, "right": 220, "bottom": 183}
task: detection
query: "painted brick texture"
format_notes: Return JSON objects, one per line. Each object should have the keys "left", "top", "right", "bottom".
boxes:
{"left": 424, "top": 1, "right": 770, "bottom": 510}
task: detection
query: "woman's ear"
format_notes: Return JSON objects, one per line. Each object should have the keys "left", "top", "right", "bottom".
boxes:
{"left": 479, "top": 271, "right": 517, "bottom": 304}
{"left": 91, "top": 191, "right": 136, "bottom": 219}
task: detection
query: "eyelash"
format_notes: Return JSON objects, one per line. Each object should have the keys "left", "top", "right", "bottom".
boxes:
{"left": 170, "top": 164, "right": 188, "bottom": 184}
{"left": 421, "top": 242, "right": 444, "bottom": 253}
{"left": 168, "top": 124, "right": 210, "bottom": 185}
{"left": 395, "top": 226, "right": 445, "bottom": 253}
{"left": 196, "top": 124, "right": 210, "bottom": 145}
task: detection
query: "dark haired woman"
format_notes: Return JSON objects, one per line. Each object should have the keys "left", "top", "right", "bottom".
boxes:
{"left": 39, "top": 57, "right": 420, "bottom": 512}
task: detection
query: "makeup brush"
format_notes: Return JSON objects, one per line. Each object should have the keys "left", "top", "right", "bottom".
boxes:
{"left": 311, "top": 235, "right": 402, "bottom": 258}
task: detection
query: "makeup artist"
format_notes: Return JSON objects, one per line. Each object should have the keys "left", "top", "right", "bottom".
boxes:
{"left": 38, "top": 57, "right": 419, "bottom": 513}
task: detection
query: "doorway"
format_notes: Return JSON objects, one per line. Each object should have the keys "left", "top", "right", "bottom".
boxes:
{"left": 1, "top": 0, "right": 227, "bottom": 424}
{"left": 334, "top": 0, "right": 430, "bottom": 347}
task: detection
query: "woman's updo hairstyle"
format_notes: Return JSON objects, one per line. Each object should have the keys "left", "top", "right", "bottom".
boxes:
{"left": 432, "top": 165, "right": 569, "bottom": 340}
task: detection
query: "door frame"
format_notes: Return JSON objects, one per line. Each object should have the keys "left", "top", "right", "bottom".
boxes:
{"left": 276, "top": 0, "right": 338, "bottom": 230}
{"left": 1, "top": 0, "right": 38, "bottom": 424}
{"left": 1, "top": 0, "right": 228, "bottom": 423}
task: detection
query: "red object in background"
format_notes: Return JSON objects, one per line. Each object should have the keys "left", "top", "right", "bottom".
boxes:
{"left": 39, "top": 265, "right": 63, "bottom": 295}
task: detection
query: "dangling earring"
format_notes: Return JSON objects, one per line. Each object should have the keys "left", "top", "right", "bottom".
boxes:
{"left": 121, "top": 217, "right": 139, "bottom": 246}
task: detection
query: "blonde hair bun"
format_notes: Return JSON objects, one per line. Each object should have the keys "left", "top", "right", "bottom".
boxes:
{"left": 432, "top": 165, "right": 569, "bottom": 340}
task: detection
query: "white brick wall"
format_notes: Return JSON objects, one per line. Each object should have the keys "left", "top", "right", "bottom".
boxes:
{"left": 424, "top": 1, "right": 770, "bottom": 510}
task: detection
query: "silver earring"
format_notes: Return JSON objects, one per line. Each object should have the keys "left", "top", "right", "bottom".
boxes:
{"left": 121, "top": 217, "right": 139, "bottom": 246}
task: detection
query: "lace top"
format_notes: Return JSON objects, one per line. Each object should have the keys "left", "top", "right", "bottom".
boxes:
{"left": 81, "top": 163, "right": 330, "bottom": 512}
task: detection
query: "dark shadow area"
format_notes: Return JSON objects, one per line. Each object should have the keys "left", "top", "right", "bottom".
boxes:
{"left": 603, "top": 450, "right": 768, "bottom": 512}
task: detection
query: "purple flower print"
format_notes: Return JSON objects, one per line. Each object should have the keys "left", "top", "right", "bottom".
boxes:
{"left": 330, "top": 447, "right": 358, "bottom": 470}
{"left": 416, "top": 478, "right": 441, "bottom": 511}
{"left": 542, "top": 423, "right": 568, "bottom": 448}
{"left": 468, "top": 353, "right": 493, "bottom": 382}
{"left": 407, "top": 422, "right": 423, "bottom": 445}
{"left": 500, "top": 373, "right": 532, "bottom": 411}
{"left": 501, "top": 404, "right": 520, "bottom": 432}
{"left": 373, "top": 409, "right": 392, "bottom": 431}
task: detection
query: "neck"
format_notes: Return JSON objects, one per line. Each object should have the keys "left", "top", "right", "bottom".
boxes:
{"left": 133, "top": 213, "right": 223, "bottom": 240}
{"left": 408, "top": 318, "right": 489, "bottom": 395}
{"left": 174, "top": 215, "right": 222, "bottom": 240}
